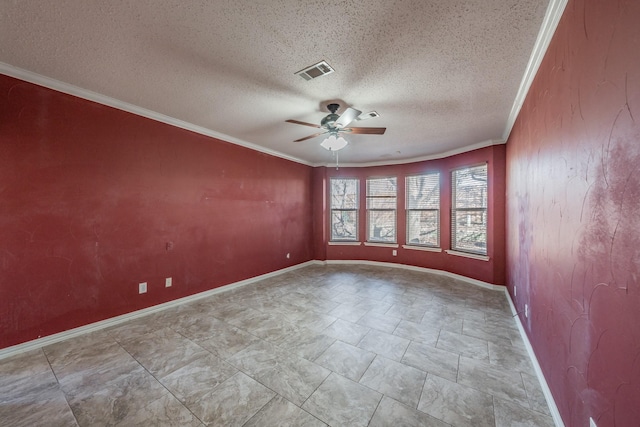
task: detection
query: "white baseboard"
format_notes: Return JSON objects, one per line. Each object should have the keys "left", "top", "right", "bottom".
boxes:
{"left": 0, "top": 261, "right": 316, "bottom": 360}
{"left": 1, "top": 255, "right": 563, "bottom": 427}
{"left": 316, "top": 259, "right": 505, "bottom": 291}
{"left": 505, "top": 289, "right": 565, "bottom": 427}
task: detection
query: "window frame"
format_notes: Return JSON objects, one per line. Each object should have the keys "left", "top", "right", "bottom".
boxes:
{"left": 405, "top": 172, "right": 441, "bottom": 248}
{"left": 366, "top": 176, "right": 397, "bottom": 244}
{"left": 450, "top": 163, "right": 488, "bottom": 256}
{"left": 329, "top": 177, "right": 360, "bottom": 242}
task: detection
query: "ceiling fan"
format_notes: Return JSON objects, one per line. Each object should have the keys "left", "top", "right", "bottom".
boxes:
{"left": 286, "top": 103, "right": 386, "bottom": 150}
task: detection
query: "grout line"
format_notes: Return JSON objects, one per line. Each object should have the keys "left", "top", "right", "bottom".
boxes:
{"left": 367, "top": 392, "right": 385, "bottom": 425}
{"left": 299, "top": 371, "right": 331, "bottom": 408}
{"left": 357, "top": 353, "right": 378, "bottom": 383}
{"left": 41, "top": 348, "right": 82, "bottom": 427}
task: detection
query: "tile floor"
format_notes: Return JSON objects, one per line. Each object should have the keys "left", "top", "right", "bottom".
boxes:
{"left": 0, "top": 264, "right": 556, "bottom": 426}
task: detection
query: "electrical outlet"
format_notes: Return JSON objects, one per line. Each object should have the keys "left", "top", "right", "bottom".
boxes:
{"left": 139, "top": 282, "right": 147, "bottom": 294}
{"left": 392, "top": 249, "right": 397, "bottom": 256}
{"left": 165, "top": 277, "right": 172, "bottom": 288}
{"left": 525, "top": 303, "right": 528, "bottom": 318}
{"left": 590, "top": 417, "right": 597, "bottom": 427}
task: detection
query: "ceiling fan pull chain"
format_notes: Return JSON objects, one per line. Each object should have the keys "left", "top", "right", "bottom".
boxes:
{"left": 335, "top": 150, "right": 339, "bottom": 170}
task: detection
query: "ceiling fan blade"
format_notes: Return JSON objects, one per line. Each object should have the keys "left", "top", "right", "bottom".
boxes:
{"left": 335, "top": 107, "right": 362, "bottom": 128}
{"left": 294, "top": 132, "right": 327, "bottom": 142}
{"left": 286, "top": 119, "right": 321, "bottom": 128}
{"left": 345, "top": 127, "right": 386, "bottom": 135}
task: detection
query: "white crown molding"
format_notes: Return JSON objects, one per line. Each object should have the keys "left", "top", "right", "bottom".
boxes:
{"left": 2, "top": 0, "right": 567, "bottom": 172}
{"left": 505, "top": 290, "right": 565, "bottom": 427}
{"left": 502, "top": 0, "right": 569, "bottom": 141}
{"left": 0, "top": 63, "right": 511, "bottom": 168}
{"left": 0, "top": 62, "right": 313, "bottom": 167}
{"left": 314, "top": 139, "right": 506, "bottom": 168}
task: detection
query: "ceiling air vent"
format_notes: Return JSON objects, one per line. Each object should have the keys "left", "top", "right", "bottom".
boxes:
{"left": 295, "top": 60, "right": 335, "bottom": 81}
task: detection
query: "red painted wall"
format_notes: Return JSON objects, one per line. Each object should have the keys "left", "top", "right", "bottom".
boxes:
{"left": 317, "top": 145, "right": 506, "bottom": 285}
{"left": 0, "top": 75, "right": 314, "bottom": 349}
{"left": 505, "top": 0, "right": 640, "bottom": 425}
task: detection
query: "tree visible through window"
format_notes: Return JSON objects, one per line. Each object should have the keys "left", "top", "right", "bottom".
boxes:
{"left": 451, "top": 164, "right": 488, "bottom": 255}
{"left": 330, "top": 178, "right": 359, "bottom": 241}
{"left": 367, "top": 177, "right": 397, "bottom": 243}
{"left": 406, "top": 173, "right": 440, "bottom": 247}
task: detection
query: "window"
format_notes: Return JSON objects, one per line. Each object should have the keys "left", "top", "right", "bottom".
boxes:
{"left": 330, "top": 178, "right": 359, "bottom": 241}
{"left": 451, "top": 164, "right": 488, "bottom": 255}
{"left": 367, "top": 177, "right": 397, "bottom": 243}
{"left": 406, "top": 173, "right": 440, "bottom": 247}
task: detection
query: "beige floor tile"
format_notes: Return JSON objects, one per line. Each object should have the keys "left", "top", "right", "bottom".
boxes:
{"left": 0, "top": 264, "right": 553, "bottom": 426}
{"left": 522, "top": 372, "right": 552, "bottom": 415}
{"left": 356, "top": 311, "right": 401, "bottom": 333}
{"left": 488, "top": 340, "right": 535, "bottom": 372}
{"left": 193, "top": 321, "right": 260, "bottom": 360}
{"left": 359, "top": 356, "right": 426, "bottom": 408}
{"left": 494, "top": 397, "right": 555, "bottom": 427}
{"left": 188, "top": 371, "right": 274, "bottom": 426}
{"left": 228, "top": 340, "right": 330, "bottom": 406}
{"left": 67, "top": 368, "right": 169, "bottom": 426}
{"left": 328, "top": 303, "right": 368, "bottom": 323}
{"left": 159, "top": 353, "right": 237, "bottom": 404}
{"left": 314, "top": 340, "right": 376, "bottom": 381}
{"left": 119, "top": 328, "right": 208, "bottom": 378}
{"left": 418, "top": 373, "right": 495, "bottom": 427}
{"left": 457, "top": 356, "right": 530, "bottom": 408}
{"left": 276, "top": 331, "right": 336, "bottom": 361}
{"left": 393, "top": 319, "right": 440, "bottom": 345}
{"left": 0, "top": 369, "right": 78, "bottom": 427}
{"left": 369, "top": 396, "right": 449, "bottom": 427}
{"left": 322, "top": 318, "right": 370, "bottom": 345}
{"left": 244, "top": 395, "right": 327, "bottom": 427}
{"left": 385, "top": 303, "right": 427, "bottom": 323}
{"left": 436, "top": 329, "right": 490, "bottom": 361}
{"left": 357, "top": 329, "right": 410, "bottom": 361}
{"left": 302, "top": 373, "right": 382, "bottom": 427}
{"left": 401, "top": 341, "right": 459, "bottom": 382}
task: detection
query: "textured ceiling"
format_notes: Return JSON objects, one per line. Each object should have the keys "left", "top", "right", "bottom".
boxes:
{"left": 0, "top": 0, "right": 551, "bottom": 165}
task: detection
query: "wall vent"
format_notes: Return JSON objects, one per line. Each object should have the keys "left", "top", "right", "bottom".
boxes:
{"left": 295, "top": 60, "right": 335, "bottom": 80}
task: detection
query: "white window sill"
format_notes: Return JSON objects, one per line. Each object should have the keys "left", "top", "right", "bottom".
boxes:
{"left": 364, "top": 242, "right": 399, "bottom": 248}
{"left": 445, "top": 250, "right": 490, "bottom": 261}
{"left": 328, "top": 241, "right": 362, "bottom": 246}
{"left": 402, "top": 245, "right": 442, "bottom": 253}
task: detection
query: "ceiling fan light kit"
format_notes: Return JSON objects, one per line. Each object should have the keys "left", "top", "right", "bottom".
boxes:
{"left": 286, "top": 102, "right": 386, "bottom": 153}
{"left": 320, "top": 134, "right": 348, "bottom": 151}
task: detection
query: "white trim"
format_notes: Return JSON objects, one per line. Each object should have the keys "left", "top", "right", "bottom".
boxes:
{"left": 0, "top": 261, "right": 316, "bottom": 361}
{"left": 402, "top": 245, "right": 442, "bottom": 253}
{"left": 0, "top": 63, "right": 508, "bottom": 168}
{"left": 328, "top": 241, "right": 362, "bottom": 246}
{"left": 319, "top": 139, "right": 505, "bottom": 168}
{"left": 318, "top": 259, "right": 504, "bottom": 291}
{"left": 505, "top": 289, "right": 565, "bottom": 427}
{"left": 445, "top": 249, "right": 490, "bottom": 261}
{"left": 0, "top": 258, "right": 503, "bottom": 359}
{"left": 363, "top": 242, "right": 399, "bottom": 248}
{"left": 0, "top": 62, "right": 312, "bottom": 167}
{"left": 502, "top": 0, "right": 568, "bottom": 141}
{"left": 0, "top": 256, "right": 563, "bottom": 426}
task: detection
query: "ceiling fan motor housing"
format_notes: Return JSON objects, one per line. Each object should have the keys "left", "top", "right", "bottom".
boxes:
{"left": 321, "top": 114, "right": 340, "bottom": 128}
{"left": 321, "top": 103, "right": 341, "bottom": 128}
